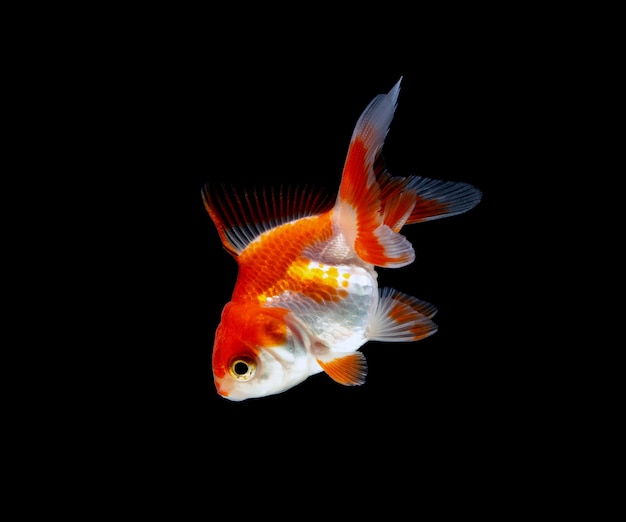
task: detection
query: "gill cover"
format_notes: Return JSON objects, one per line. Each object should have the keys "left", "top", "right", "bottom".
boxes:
{"left": 212, "top": 302, "right": 311, "bottom": 401}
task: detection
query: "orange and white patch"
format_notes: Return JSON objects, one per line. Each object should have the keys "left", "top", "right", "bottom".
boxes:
{"left": 283, "top": 260, "right": 349, "bottom": 304}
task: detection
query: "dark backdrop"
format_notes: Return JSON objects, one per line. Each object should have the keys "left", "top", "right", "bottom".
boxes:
{"left": 113, "top": 42, "right": 532, "bottom": 486}
{"left": 39, "top": 5, "right": 590, "bottom": 513}
{"left": 143, "top": 70, "right": 510, "bottom": 425}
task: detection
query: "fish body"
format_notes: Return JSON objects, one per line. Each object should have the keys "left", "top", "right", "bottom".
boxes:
{"left": 202, "top": 77, "right": 481, "bottom": 401}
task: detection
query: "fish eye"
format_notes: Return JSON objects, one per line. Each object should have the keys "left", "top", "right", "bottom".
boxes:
{"left": 229, "top": 356, "right": 257, "bottom": 381}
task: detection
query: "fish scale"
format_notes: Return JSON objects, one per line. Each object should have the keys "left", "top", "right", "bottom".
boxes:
{"left": 202, "top": 77, "right": 482, "bottom": 400}
{"left": 268, "top": 260, "right": 378, "bottom": 353}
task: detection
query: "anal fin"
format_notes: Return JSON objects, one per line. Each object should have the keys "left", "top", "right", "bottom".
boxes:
{"left": 368, "top": 287, "right": 438, "bottom": 342}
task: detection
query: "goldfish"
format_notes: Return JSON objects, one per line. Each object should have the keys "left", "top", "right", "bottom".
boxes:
{"left": 202, "top": 77, "right": 481, "bottom": 401}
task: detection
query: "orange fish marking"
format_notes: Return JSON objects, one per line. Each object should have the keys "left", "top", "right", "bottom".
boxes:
{"left": 387, "top": 296, "right": 435, "bottom": 341}
{"left": 285, "top": 259, "right": 348, "bottom": 304}
{"left": 339, "top": 138, "right": 377, "bottom": 202}
{"left": 407, "top": 196, "right": 450, "bottom": 224}
{"left": 339, "top": 136, "right": 413, "bottom": 267}
{"left": 212, "top": 302, "right": 290, "bottom": 379}
{"left": 232, "top": 212, "right": 336, "bottom": 303}
{"left": 316, "top": 352, "right": 367, "bottom": 386}
{"left": 202, "top": 77, "right": 482, "bottom": 401}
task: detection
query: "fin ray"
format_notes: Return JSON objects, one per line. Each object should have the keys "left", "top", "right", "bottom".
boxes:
{"left": 316, "top": 352, "right": 368, "bottom": 386}
{"left": 369, "top": 287, "right": 438, "bottom": 342}
{"left": 332, "top": 77, "right": 481, "bottom": 269}
{"left": 335, "top": 77, "right": 415, "bottom": 268}
{"left": 404, "top": 177, "right": 482, "bottom": 224}
{"left": 202, "top": 183, "right": 334, "bottom": 256}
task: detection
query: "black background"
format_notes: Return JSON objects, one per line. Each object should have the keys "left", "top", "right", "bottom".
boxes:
{"left": 136, "top": 66, "right": 516, "bottom": 439}
{"left": 86, "top": 19, "right": 555, "bottom": 496}
{"left": 27, "top": 5, "right": 613, "bottom": 514}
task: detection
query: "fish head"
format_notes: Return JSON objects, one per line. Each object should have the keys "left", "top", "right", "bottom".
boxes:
{"left": 211, "top": 302, "right": 311, "bottom": 401}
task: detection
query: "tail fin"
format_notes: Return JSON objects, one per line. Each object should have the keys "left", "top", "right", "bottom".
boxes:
{"left": 335, "top": 77, "right": 414, "bottom": 268}
{"left": 377, "top": 172, "right": 482, "bottom": 229}
{"left": 334, "top": 78, "right": 481, "bottom": 268}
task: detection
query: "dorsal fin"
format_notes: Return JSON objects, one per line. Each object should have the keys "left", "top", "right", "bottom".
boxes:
{"left": 202, "top": 183, "right": 334, "bottom": 256}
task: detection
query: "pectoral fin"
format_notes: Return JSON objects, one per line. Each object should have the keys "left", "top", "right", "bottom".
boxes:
{"left": 316, "top": 352, "right": 368, "bottom": 386}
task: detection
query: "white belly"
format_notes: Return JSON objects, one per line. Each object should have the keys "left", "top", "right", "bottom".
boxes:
{"left": 273, "top": 261, "right": 379, "bottom": 354}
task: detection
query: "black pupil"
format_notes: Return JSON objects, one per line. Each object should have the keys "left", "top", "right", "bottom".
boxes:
{"left": 233, "top": 361, "right": 249, "bottom": 375}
